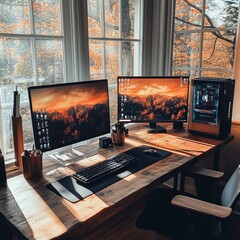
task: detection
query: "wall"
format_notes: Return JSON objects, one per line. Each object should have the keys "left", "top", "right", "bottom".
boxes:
{"left": 195, "top": 123, "right": 240, "bottom": 181}
{"left": 219, "top": 123, "right": 240, "bottom": 179}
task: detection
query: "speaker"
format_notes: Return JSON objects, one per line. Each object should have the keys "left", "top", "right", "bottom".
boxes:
{"left": 188, "top": 77, "right": 235, "bottom": 139}
{"left": 99, "top": 137, "right": 112, "bottom": 148}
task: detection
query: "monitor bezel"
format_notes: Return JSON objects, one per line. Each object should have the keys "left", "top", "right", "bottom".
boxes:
{"left": 28, "top": 79, "right": 111, "bottom": 153}
{"left": 117, "top": 76, "right": 190, "bottom": 124}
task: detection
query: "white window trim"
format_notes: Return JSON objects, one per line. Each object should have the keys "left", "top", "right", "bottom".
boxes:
{"left": 88, "top": 0, "right": 143, "bottom": 85}
{"left": 171, "top": 0, "right": 238, "bottom": 77}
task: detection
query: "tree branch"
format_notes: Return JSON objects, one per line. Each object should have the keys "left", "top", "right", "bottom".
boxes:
{"left": 202, "top": 37, "right": 218, "bottom": 64}
{"left": 176, "top": 0, "right": 234, "bottom": 44}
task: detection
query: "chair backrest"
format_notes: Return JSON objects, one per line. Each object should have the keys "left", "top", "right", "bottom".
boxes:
{"left": 221, "top": 164, "right": 240, "bottom": 207}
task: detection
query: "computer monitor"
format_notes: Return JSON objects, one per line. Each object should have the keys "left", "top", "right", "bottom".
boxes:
{"left": 28, "top": 79, "right": 110, "bottom": 158}
{"left": 117, "top": 76, "right": 189, "bottom": 133}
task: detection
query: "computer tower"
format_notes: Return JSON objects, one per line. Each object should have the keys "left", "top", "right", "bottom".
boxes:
{"left": 188, "top": 77, "right": 235, "bottom": 139}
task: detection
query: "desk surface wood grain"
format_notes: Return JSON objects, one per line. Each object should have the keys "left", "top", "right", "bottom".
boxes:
{"left": 0, "top": 124, "right": 234, "bottom": 240}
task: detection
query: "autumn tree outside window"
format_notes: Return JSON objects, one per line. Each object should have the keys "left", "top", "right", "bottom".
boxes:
{"left": 0, "top": 0, "right": 64, "bottom": 159}
{"left": 171, "top": 0, "right": 239, "bottom": 78}
{"left": 88, "top": 0, "right": 142, "bottom": 124}
{"left": 0, "top": 0, "right": 142, "bottom": 161}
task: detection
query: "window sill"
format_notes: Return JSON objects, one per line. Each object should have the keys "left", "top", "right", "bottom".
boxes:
{"left": 6, "top": 162, "right": 22, "bottom": 179}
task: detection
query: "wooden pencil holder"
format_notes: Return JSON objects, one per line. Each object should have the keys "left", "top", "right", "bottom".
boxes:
{"left": 22, "top": 150, "right": 43, "bottom": 180}
{"left": 111, "top": 131, "right": 125, "bottom": 146}
{"left": 12, "top": 116, "right": 24, "bottom": 169}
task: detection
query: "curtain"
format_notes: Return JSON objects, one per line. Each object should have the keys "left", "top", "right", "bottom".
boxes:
{"left": 142, "top": 0, "right": 173, "bottom": 76}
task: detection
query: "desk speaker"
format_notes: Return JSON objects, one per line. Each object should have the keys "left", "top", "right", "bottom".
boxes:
{"left": 99, "top": 137, "right": 112, "bottom": 148}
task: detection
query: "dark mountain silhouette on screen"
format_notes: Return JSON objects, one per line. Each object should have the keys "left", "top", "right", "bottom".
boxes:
{"left": 120, "top": 94, "right": 187, "bottom": 121}
{"left": 33, "top": 103, "right": 109, "bottom": 148}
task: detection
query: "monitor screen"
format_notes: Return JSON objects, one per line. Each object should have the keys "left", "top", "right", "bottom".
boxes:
{"left": 28, "top": 79, "right": 110, "bottom": 152}
{"left": 117, "top": 76, "right": 189, "bottom": 131}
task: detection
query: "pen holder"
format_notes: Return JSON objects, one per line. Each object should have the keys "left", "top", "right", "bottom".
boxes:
{"left": 12, "top": 116, "right": 24, "bottom": 169}
{"left": 21, "top": 150, "right": 43, "bottom": 180}
{"left": 111, "top": 131, "right": 125, "bottom": 146}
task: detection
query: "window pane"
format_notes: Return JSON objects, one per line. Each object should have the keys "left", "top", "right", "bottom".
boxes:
{"left": 121, "top": 0, "right": 135, "bottom": 39}
{"left": 106, "top": 41, "right": 119, "bottom": 84}
{"left": 202, "top": 31, "right": 236, "bottom": 69}
{"left": 122, "top": 41, "right": 134, "bottom": 75}
{"left": 109, "top": 88, "right": 117, "bottom": 123}
{"left": 105, "top": 0, "right": 119, "bottom": 38}
{"left": 0, "top": 38, "right": 33, "bottom": 105}
{"left": 36, "top": 39, "right": 63, "bottom": 85}
{"left": 33, "top": 0, "right": 62, "bottom": 36}
{"left": 21, "top": 105, "right": 34, "bottom": 146}
{"left": 0, "top": 0, "right": 30, "bottom": 34}
{"left": 172, "top": 33, "right": 200, "bottom": 68}
{"left": 2, "top": 108, "right": 13, "bottom": 155}
{"left": 88, "top": 0, "right": 102, "bottom": 38}
{"left": 174, "top": 0, "right": 202, "bottom": 31}
{"left": 205, "top": 0, "right": 240, "bottom": 28}
{"left": 172, "top": 69, "right": 198, "bottom": 78}
{"left": 89, "top": 40, "right": 103, "bottom": 79}
{"left": 201, "top": 71, "right": 233, "bottom": 78}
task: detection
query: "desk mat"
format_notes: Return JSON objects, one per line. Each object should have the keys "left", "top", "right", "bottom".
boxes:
{"left": 46, "top": 145, "right": 171, "bottom": 202}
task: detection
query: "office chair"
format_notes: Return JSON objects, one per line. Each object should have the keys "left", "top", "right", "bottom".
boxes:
{"left": 136, "top": 165, "right": 240, "bottom": 240}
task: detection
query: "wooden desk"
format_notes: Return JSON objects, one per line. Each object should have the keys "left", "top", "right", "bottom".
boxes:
{"left": 0, "top": 124, "right": 234, "bottom": 240}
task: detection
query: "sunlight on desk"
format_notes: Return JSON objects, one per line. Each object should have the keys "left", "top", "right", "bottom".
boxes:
{"left": 44, "top": 166, "right": 75, "bottom": 182}
{"left": 62, "top": 193, "right": 109, "bottom": 221}
{"left": 74, "top": 154, "right": 107, "bottom": 166}
{"left": 124, "top": 173, "right": 137, "bottom": 181}
{"left": 8, "top": 175, "right": 67, "bottom": 240}
{"left": 152, "top": 135, "right": 214, "bottom": 156}
{"left": 124, "top": 137, "right": 145, "bottom": 147}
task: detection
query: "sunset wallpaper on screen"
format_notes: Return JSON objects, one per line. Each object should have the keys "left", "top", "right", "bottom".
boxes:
{"left": 29, "top": 80, "right": 110, "bottom": 151}
{"left": 118, "top": 77, "right": 189, "bottom": 122}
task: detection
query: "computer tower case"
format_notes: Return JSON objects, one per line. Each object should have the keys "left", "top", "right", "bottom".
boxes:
{"left": 188, "top": 77, "right": 235, "bottom": 139}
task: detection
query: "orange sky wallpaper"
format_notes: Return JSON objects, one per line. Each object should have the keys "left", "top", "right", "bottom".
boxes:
{"left": 30, "top": 81, "right": 109, "bottom": 113}
{"left": 118, "top": 78, "right": 188, "bottom": 98}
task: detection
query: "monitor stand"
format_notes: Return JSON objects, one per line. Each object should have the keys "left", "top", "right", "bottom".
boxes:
{"left": 47, "top": 145, "right": 85, "bottom": 166}
{"left": 145, "top": 122, "right": 167, "bottom": 133}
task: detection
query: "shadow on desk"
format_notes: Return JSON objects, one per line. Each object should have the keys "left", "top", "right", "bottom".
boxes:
{"left": 46, "top": 145, "right": 171, "bottom": 203}
{"left": 0, "top": 187, "right": 32, "bottom": 240}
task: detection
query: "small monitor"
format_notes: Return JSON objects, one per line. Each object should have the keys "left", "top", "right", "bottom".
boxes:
{"left": 117, "top": 76, "right": 189, "bottom": 132}
{"left": 28, "top": 79, "right": 110, "bottom": 154}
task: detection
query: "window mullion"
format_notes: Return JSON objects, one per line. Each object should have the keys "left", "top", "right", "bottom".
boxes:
{"left": 119, "top": 0, "right": 122, "bottom": 75}
{"left": 29, "top": 0, "right": 38, "bottom": 85}
{"left": 133, "top": 0, "right": 142, "bottom": 75}
{"left": 101, "top": 0, "right": 106, "bottom": 78}
{"left": 198, "top": 0, "right": 206, "bottom": 78}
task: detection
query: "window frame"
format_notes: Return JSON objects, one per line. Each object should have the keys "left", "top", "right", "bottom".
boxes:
{"left": 170, "top": 0, "right": 239, "bottom": 78}
{"left": 87, "top": 0, "right": 143, "bottom": 87}
{"left": 0, "top": 0, "right": 66, "bottom": 159}
{"left": 0, "top": 0, "right": 144, "bottom": 161}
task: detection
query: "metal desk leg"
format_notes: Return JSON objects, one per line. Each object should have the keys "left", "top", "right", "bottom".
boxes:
{"left": 180, "top": 172, "right": 185, "bottom": 192}
{"left": 213, "top": 150, "right": 221, "bottom": 170}
{"left": 173, "top": 174, "right": 178, "bottom": 191}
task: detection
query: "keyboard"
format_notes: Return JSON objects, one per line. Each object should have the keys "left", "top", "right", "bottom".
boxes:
{"left": 72, "top": 152, "right": 138, "bottom": 185}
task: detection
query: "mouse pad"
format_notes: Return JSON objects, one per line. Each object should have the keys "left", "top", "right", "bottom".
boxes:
{"left": 46, "top": 145, "right": 171, "bottom": 202}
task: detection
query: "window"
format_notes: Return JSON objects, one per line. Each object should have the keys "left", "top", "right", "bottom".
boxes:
{"left": 0, "top": 0, "right": 143, "bottom": 160}
{"left": 171, "top": 0, "right": 240, "bottom": 78}
{"left": 0, "top": 0, "right": 64, "bottom": 159}
{"left": 87, "top": 0, "right": 142, "bottom": 123}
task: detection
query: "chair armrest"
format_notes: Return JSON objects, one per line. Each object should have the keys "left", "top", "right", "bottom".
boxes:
{"left": 184, "top": 166, "right": 224, "bottom": 180}
{"left": 171, "top": 195, "right": 232, "bottom": 219}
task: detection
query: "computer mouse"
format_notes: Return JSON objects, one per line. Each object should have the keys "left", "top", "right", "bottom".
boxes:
{"left": 143, "top": 148, "right": 160, "bottom": 157}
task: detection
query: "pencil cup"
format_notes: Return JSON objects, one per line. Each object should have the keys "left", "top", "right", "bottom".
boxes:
{"left": 12, "top": 116, "right": 24, "bottom": 169}
{"left": 111, "top": 131, "right": 125, "bottom": 146}
{"left": 21, "top": 150, "right": 43, "bottom": 180}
